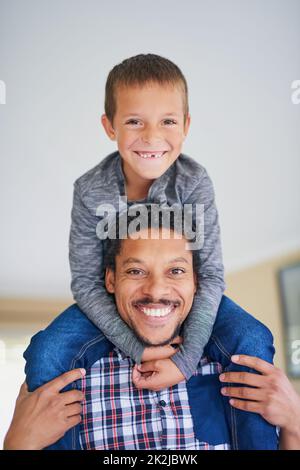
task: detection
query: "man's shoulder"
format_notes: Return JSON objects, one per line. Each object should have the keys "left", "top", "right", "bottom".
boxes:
{"left": 74, "top": 150, "right": 119, "bottom": 194}
{"left": 193, "top": 356, "right": 223, "bottom": 377}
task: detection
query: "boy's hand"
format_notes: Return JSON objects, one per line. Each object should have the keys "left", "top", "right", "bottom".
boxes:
{"left": 132, "top": 358, "right": 185, "bottom": 391}
{"left": 141, "top": 336, "right": 182, "bottom": 362}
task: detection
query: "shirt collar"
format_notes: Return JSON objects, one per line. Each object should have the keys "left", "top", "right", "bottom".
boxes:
{"left": 113, "top": 347, "right": 128, "bottom": 361}
{"left": 114, "top": 150, "right": 175, "bottom": 202}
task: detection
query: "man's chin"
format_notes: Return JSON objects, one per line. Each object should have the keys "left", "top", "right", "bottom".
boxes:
{"left": 131, "top": 323, "right": 182, "bottom": 348}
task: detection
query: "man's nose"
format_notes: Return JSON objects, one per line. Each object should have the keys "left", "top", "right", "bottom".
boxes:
{"left": 141, "top": 274, "right": 172, "bottom": 300}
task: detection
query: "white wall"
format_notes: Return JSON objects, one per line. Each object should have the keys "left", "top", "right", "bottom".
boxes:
{"left": 0, "top": 0, "right": 299, "bottom": 298}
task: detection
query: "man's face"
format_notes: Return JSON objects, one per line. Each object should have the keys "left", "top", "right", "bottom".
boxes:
{"left": 105, "top": 228, "right": 197, "bottom": 347}
{"left": 101, "top": 82, "right": 191, "bottom": 182}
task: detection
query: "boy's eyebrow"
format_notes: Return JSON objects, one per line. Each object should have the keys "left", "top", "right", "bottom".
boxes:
{"left": 123, "top": 112, "right": 180, "bottom": 118}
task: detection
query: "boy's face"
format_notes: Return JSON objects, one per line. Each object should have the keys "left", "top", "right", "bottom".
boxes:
{"left": 101, "top": 82, "right": 191, "bottom": 182}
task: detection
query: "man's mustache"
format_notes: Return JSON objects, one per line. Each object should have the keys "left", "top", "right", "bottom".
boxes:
{"left": 133, "top": 297, "right": 181, "bottom": 307}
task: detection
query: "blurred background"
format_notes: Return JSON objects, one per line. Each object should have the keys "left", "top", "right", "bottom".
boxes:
{"left": 0, "top": 0, "right": 299, "bottom": 446}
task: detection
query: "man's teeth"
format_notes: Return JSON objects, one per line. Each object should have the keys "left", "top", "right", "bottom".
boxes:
{"left": 136, "top": 152, "right": 165, "bottom": 159}
{"left": 140, "top": 306, "right": 173, "bottom": 317}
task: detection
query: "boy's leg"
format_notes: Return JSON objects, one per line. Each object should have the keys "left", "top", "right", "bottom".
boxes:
{"left": 24, "top": 304, "right": 102, "bottom": 391}
{"left": 23, "top": 303, "right": 105, "bottom": 449}
{"left": 204, "top": 295, "right": 278, "bottom": 450}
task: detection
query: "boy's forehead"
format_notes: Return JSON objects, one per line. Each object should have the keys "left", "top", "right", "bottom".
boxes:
{"left": 116, "top": 82, "right": 184, "bottom": 114}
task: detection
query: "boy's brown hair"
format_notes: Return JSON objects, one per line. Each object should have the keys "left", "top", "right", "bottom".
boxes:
{"left": 104, "top": 53, "right": 189, "bottom": 127}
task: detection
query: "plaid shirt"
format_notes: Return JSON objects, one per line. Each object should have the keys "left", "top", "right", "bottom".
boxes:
{"left": 79, "top": 348, "right": 231, "bottom": 450}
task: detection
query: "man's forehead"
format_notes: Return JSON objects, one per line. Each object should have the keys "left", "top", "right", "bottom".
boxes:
{"left": 116, "top": 234, "right": 193, "bottom": 266}
{"left": 121, "top": 255, "right": 191, "bottom": 267}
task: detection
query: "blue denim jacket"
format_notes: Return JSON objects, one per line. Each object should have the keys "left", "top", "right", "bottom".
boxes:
{"left": 24, "top": 295, "right": 279, "bottom": 450}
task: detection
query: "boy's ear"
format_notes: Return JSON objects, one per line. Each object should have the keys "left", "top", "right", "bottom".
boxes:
{"left": 101, "top": 114, "right": 116, "bottom": 141}
{"left": 105, "top": 268, "right": 115, "bottom": 293}
{"left": 183, "top": 113, "right": 191, "bottom": 139}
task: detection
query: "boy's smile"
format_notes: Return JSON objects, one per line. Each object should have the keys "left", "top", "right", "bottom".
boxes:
{"left": 101, "top": 82, "right": 191, "bottom": 198}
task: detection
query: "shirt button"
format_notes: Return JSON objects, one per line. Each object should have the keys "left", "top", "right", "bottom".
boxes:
{"left": 159, "top": 400, "right": 167, "bottom": 407}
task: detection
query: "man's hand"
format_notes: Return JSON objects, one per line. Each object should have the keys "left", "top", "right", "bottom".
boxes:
{"left": 219, "top": 354, "right": 300, "bottom": 449}
{"left": 3, "top": 368, "right": 86, "bottom": 450}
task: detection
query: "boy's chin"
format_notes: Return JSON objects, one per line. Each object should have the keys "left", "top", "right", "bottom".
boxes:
{"left": 134, "top": 164, "right": 171, "bottom": 180}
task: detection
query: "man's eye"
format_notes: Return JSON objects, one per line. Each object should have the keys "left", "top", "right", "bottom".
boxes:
{"left": 164, "top": 119, "right": 177, "bottom": 125}
{"left": 126, "top": 269, "right": 144, "bottom": 275}
{"left": 170, "top": 268, "right": 185, "bottom": 275}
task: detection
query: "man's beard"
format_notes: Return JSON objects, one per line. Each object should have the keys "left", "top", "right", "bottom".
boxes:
{"left": 128, "top": 319, "right": 184, "bottom": 348}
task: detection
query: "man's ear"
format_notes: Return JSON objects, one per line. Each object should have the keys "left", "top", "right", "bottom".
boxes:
{"left": 101, "top": 113, "right": 116, "bottom": 141}
{"left": 105, "top": 268, "right": 116, "bottom": 293}
{"left": 193, "top": 271, "right": 198, "bottom": 294}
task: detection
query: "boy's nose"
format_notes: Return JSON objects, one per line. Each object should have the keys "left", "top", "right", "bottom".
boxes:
{"left": 141, "top": 127, "right": 163, "bottom": 143}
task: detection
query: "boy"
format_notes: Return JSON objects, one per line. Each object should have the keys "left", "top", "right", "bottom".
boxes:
{"left": 24, "top": 53, "right": 276, "bottom": 449}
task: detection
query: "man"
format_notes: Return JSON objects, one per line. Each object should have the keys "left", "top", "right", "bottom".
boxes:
{"left": 4, "top": 209, "right": 300, "bottom": 449}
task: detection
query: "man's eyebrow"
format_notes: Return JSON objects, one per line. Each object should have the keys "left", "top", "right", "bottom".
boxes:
{"left": 122, "top": 256, "right": 190, "bottom": 266}
{"left": 168, "top": 256, "right": 190, "bottom": 264}
{"left": 123, "top": 112, "right": 180, "bottom": 118}
{"left": 122, "top": 257, "right": 145, "bottom": 266}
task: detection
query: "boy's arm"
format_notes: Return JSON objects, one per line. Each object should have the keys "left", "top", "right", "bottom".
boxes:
{"left": 69, "top": 180, "right": 145, "bottom": 363}
{"left": 170, "top": 167, "right": 226, "bottom": 380}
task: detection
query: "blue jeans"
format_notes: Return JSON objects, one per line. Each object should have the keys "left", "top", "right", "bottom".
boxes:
{"left": 23, "top": 295, "right": 277, "bottom": 450}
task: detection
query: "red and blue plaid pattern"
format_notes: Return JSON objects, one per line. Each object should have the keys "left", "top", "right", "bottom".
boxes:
{"left": 79, "top": 348, "right": 230, "bottom": 450}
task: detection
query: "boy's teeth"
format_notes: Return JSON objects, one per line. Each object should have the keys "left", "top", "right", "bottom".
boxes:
{"left": 140, "top": 306, "right": 173, "bottom": 317}
{"left": 136, "top": 152, "right": 164, "bottom": 159}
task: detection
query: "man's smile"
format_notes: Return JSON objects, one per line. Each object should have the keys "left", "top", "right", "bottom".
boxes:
{"left": 132, "top": 300, "right": 180, "bottom": 325}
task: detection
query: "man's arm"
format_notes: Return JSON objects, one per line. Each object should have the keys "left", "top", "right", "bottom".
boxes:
{"left": 218, "top": 354, "right": 300, "bottom": 450}
{"left": 3, "top": 369, "right": 85, "bottom": 450}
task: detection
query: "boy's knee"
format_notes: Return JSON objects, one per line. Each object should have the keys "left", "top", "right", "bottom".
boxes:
{"left": 233, "top": 317, "right": 275, "bottom": 363}
{"left": 214, "top": 297, "right": 275, "bottom": 363}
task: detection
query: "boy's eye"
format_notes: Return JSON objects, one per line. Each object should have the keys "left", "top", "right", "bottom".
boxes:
{"left": 164, "top": 119, "right": 177, "bottom": 125}
{"left": 126, "top": 119, "right": 140, "bottom": 125}
{"left": 125, "top": 119, "right": 177, "bottom": 126}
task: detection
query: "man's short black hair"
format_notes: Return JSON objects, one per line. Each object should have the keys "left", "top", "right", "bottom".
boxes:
{"left": 102, "top": 204, "right": 199, "bottom": 280}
